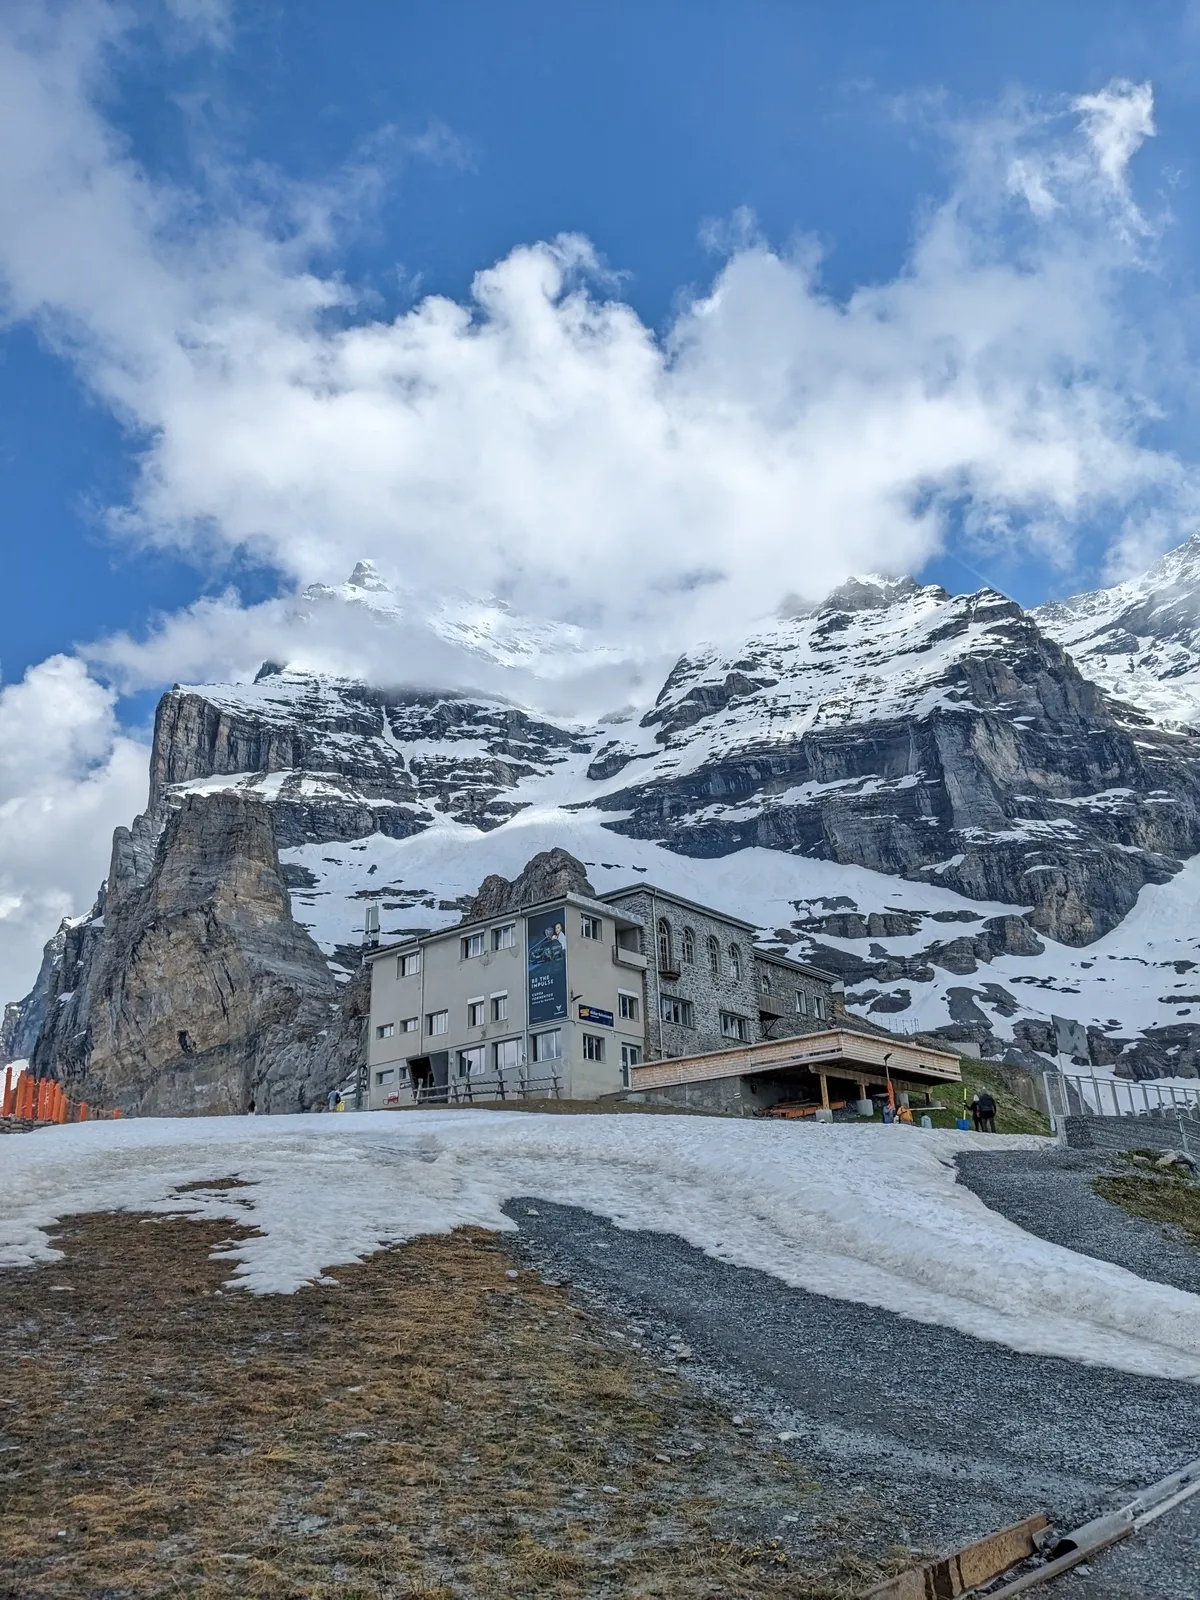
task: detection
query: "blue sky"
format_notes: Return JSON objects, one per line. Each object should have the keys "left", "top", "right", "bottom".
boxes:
{"left": 4, "top": 0, "right": 1200, "bottom": 999}
{"left": 7, "top": 0, "right": 1200, "bottom": 686}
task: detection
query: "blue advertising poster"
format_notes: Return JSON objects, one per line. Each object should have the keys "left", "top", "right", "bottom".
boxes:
{"left": 527, "top": 906, "right": 568, "bottom": 1024}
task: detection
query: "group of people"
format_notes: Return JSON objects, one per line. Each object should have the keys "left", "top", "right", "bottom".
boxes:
{"left": 969, "top": 1089, "right": 997, "bottom": 1133}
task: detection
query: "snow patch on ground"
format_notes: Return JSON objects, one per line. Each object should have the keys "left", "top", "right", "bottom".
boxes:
{"left": 3, "top": 1112, "right": 1200, "bottom": 1383}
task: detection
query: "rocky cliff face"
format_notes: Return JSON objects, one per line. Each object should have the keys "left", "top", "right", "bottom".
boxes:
{"left": 1036, "top": 533, "right": 1200, "bottom": 733}
{"left": 590, "top": 580, "right": 1200, "bottom": 946}
{"left": 27, "top": 793, "right": 356, "bottom": 1115}
{"left": 15, "top": 550, "right": 1200, "bottom": 1107}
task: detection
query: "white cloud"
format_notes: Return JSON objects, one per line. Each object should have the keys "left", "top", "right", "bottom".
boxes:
{"left": 0, "top": 656, "right": 149, "bottom": 1006}
{"left": 0, "top": 9, "right": 1192, "bottom": 673}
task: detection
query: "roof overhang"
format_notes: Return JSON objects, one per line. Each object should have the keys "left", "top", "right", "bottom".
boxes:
{"left": 629, "top": 1028, "right": 962, "bottom": 1093}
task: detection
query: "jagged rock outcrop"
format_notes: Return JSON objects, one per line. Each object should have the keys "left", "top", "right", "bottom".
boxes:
{"left": 591, "top": 584, "right": 1200, "bottom": 945}
{"left": 150, "top": 670, "right": 590, "bottom": 846}
{"left": 28, "top": 793, "right": 348, "bottom": 1115}
{"left": 463, "top": 849, "right": 597, "bottom": 922}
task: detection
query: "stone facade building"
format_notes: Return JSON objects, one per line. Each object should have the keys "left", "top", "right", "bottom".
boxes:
{"left": 599, "top": 885, "right": 842, "bottom": 1060}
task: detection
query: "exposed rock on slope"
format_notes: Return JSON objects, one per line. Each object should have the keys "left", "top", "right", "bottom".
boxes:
{"left": 464, "top": 849, "right": 597, "bottom": 922}
{"left": 28, "top": 793, "right": 352, "bottom": 1116}
{"left": 1036, "top": 532, "right": 1200, "bottom": 733}
{"left": 153, "top": 669, "right": 590, "bottom": 846}
{"left": 591, "top": 581, "right": 1200, "bottom": 945}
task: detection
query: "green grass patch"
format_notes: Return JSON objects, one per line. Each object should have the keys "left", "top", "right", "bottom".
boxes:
{"left": 1092, "top": 1168, "right": 1200, "bottom": 1247}
{"left": 900, "top": 1061, "right": 1051, "bottom": 1137}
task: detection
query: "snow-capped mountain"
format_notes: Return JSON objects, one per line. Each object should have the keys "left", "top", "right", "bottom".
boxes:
{"left": 1036, "top": 533, "right": 1200, "bottom": 733}
{"left": 13, "top": 547, "right": 1200, "bottom": 1111}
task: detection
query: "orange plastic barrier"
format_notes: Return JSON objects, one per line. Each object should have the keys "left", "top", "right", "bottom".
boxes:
{"left": 2, "top": 1066, "right": 11, "bottom": 1118}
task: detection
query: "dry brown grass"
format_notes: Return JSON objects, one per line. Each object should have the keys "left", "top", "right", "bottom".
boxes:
{"left": 0, "top": 1194, "right": 897, "bottom": 1598}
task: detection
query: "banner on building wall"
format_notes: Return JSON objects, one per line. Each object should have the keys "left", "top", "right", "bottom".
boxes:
{"left": 527, "top": 907, "right": 568, "bottom": 1024}
{"left": 578, "top": 1004, "right": 613, "bottom": 1027}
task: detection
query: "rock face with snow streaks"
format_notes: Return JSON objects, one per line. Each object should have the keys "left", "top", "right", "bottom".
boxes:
{"left": 153, "top": 669, "right": 590, "bottom": 846}
{"left": 592, "top": 580, "right": 1200, "bottom": 945}
{"left": 15, "top": 550, "right": 1200, "bottom": 1108}
{"left": 1036, "top": 532, "right": 1200, "bottom": 733}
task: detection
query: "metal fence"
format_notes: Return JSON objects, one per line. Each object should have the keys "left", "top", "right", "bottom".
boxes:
{"left": 1044, "top": 1069, "right": 1200, "bottom": 1125}
{"left": 413, "top": 1071, "right": 563, "bottom": 1107}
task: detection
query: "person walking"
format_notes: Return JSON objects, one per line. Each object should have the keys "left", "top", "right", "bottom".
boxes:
{"left": 974, "top": 1090, "right": 997, "bottom": 1134}
{"left": 327, "top": 1086, "right": 339, "bottom": 1112}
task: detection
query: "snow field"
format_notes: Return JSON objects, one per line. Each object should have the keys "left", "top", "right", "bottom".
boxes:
{"left": 3, "top": 1111, "right": 1200, "bottom": 1382}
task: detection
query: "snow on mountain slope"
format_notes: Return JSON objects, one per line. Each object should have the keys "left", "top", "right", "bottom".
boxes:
{"left": 1036, "top": 533, "right": 1200, "bottom": 732}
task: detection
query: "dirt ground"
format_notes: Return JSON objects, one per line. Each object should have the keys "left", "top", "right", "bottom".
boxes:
{"left": 0, "top": 1185, "right": 906, "bottom": 1599}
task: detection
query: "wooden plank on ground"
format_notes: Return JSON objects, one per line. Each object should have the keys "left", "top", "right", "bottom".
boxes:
{"left": 858, "top": 1512, "right": 1048, "bottom": 1600}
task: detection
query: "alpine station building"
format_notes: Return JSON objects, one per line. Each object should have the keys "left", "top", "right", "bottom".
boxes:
{"left": 363, "top": 882, "right": 961, "bottom": 1116}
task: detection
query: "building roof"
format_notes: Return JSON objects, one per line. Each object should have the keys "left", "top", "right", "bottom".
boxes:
{"left": 600, "top": 882, "right": 759, "bottom": 934}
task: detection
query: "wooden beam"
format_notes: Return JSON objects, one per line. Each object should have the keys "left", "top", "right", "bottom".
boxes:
{"left": 858, "top": 1512, "right": 1048, "bottom": 1600}
{"left": 818, "top": 1073, "right": 830, "bottom": 1110}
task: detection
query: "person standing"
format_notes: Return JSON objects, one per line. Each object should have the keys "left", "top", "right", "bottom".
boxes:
{"left": 975, "top": 1089, "right": 997, "bottom": 1134}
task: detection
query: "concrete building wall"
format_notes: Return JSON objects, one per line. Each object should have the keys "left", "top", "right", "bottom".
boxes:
{"left": 366, "top": 895, "right": 646, "bottom": 1106}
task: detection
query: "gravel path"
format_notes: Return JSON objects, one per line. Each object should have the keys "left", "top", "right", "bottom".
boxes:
{"left": 954, "top": 1146, "right": 1200, "bottom": 1598}
{"left": 506, "top": 1192, "right": 1200, "bottom": 1600}
{"left": 955, "top": 1146, "right": 1200, "bottom": 1297}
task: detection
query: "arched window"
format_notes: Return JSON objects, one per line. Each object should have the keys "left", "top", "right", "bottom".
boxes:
{"left": 760, "top": 967, "right": 771, "bottom": 994}
{"left": 729, "top": 944, "right": 742, "bottom": 983}
{"left": 681, "top": 927, "right": 695, "bottom": 965}
{"left": 708, "top": 935, "right": 721, "bottom": 979}
{"left": 657, "top": 919, "right": 673, "bottom": 971}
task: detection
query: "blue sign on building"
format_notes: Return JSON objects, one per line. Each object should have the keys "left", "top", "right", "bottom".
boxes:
{"left": 577, "top": 1004, "right": 614, "bottom": 1027}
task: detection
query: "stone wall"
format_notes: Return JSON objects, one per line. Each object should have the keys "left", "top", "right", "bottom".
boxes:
{"left": 604, "top": 888, "right": 767, "bottom": 1059}
{"left": 1064, "top": 1114, "right": 1200, "bottom": 1154}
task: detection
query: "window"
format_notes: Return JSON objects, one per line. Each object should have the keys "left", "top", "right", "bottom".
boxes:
{"left": 467, "top": 1000, "right": 485, "bottom": 1027}
{"left": 376, "top": 1023, "right": 394, "bottom": 1039}
{"left": 729, "top": 944, "right": 742, "bottom": 982}
{"left": 620, "top": 1042, "right": 641, "bottom": 1086}
{"left": 657, "top": 918, "right": 673, "bottom": 970}
{"left": 400, "top": 1016, "right": 419, "bottom": 1033}
{"left": 492, "top": 923, "right": 516, "bottom": 951}
{"left": 493, "top": 1037, "right": 523, "bottom": 1072}
{"left": 427, "top": 1010, "right": 449, "bottom": 1036}
{"left": 375, "top": 1068, "right": 396, "bottom": 1085}
{"left": 813, "top": 994, "right": 827, "bottom": 1021}
{"left": 681, "top": 927, "right": 695, "bottom": 964}
{"left": 458, "top": 1046, "right": 485, "bottom": 1078}
{"left": 491, "top": 993, "right": 508, "bottom": 1023}
{"left": 794, "top": 990, "right": 808, "bottom": 1016}
{"left": 580, "top": 913, "right": 602, "bottom": 941}
{"left": 708, "top": 935, "right": 721, "bottom": 979}
{"left": 720, "top": 1011, "right": 750, "bottom": 1042}
{"left": 399, "top": 950, "right": 421, "bottom": 977}
{"left": 760, "top": 968, "right": 772, "bottom": 994}
{"left": 583, "top": 1033, "right": 605, "bottom": 1061}
{"left": 619, "top": 991, "right": 640, "bottom": 1021}
{"left": 659, "top": 995, "right": 694, "bottom": 1027}
{"left": 531, "top": 1029, "right": 563, "bottom": 1061}
{"left": 461, "top": 932, "right": 485, "bottom": 959}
